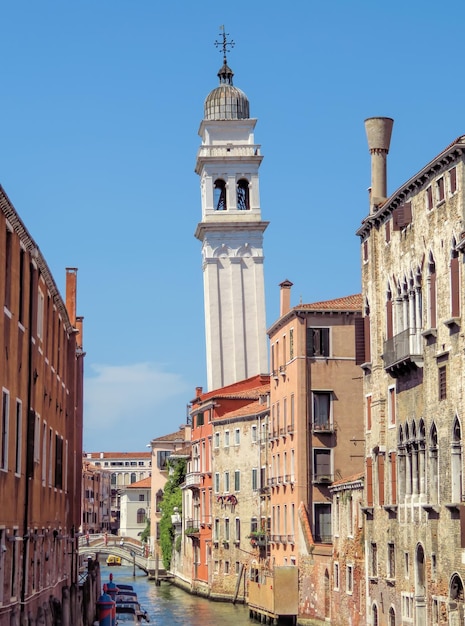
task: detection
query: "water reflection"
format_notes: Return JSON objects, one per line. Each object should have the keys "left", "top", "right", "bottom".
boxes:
{"left": 103, "top": 564, "right": 251, "bottom": 626}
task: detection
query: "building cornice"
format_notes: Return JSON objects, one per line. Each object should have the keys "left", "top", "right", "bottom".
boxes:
{"left": 356, "top": 137, "right": 465, "bottom": 240}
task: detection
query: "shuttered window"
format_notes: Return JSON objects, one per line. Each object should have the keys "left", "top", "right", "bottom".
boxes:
{"left": 306, "top": 328, "right": 330, "bottom": 357}
{"left": 378, "top": 454, "right": 385, "bottom": 506}
{"left": 451, "top": 253, "right": 460, "bottom": 318}
{"left": 393, "top": 201, "right": 412, "bottom": 230}
{"left": 390, "top": 452, "right": 397, "bottom": 505}
{"left": 450, "top": 167, "right": 457, "bottom": 194}
{"left": 366, "top": 457, "right": 373, "bottom": 507}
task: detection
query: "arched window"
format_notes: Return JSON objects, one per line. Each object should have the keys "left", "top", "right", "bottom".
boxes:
{"left": 386, "top": 283, "right": 393, "bottom": 340}
{"left": 451, "top": 238, "right": 460, "bottom": 318}
{"left": 450, "top": 573, "right": 464, "bottom": 601}
{"left": 388, "top": 607, "right": 395, "bottom": 626}
{"left": 214, "top": 179, "right": 227, "bottom": 210}
{"left": 415, "top": 544, "right": 425, "bottom": 597}
{"left": 429, "top": 422, "right": 438, "bottom": 503}
{"left": 130, "top": 472, "right": 137, "bottom": 484}
{"left": 428, "top": 253, "right": 437, "bottom": 328}
{"left": 451, "top": 416, "right": 462, "bottom": 502}
{"left": 372, "top": 604, "right": 378, "bottom": 626}
{"left": 137, "top": 508, "right": 145, "bottom": 524}
{"left": 236, "top": 179, "right": 250, "bottom": 210}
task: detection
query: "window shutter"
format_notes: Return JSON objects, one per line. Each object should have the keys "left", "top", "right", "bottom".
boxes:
{"left": 364, "top": 314, "right": 371, "bottom": 363}
{"left": 366, "top": 457, "right": 373, "bottom": 507}
{"left": 393, "top": 202, "right": 412, "bottom": 230}
{"left": 390, "top": 452, "right": 397, "bottom": 505}
{"left": 306, "top": 329, "right": 314, "bottom": 357}
{"left": 450, "top": 167, "right": 457, "bottom": 194}
{"left": 385, "top": 220, "right": 391, "bottom": 243}
{"left": 378, "top": 454, "right": 385, "bottom": 506}
{"left": 354, "top": 317, "right": 365, "bottom": 365}
{"left": 451, "top": 255, "right": 460, "bottom": 317}
{"left": 321, "top": 329, "right": 330, "bottom": 356}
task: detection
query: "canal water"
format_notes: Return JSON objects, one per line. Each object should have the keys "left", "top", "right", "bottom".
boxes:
{"left": 103, "top": 564, "right": 251, "bottom": 625}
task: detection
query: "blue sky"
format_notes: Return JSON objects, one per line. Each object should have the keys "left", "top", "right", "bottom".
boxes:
{"left": 2, "top": 1, "right": 465, "bottom": 451}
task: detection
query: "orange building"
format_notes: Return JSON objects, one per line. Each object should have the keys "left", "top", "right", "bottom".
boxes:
{"left": 0, "top": 185, "right": 84, "bottom": 624}
{"left": 180, "top": 375, "right": 270, "bottom": 597}
{"left": 82, "top": 460, "right": 111, "bottom": 534}
{"left": 267, "top": 281, "right": 364, "bottom": 620}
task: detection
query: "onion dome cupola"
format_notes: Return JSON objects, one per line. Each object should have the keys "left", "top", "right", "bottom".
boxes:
{"left": 204, "top": 29, "right": 250, "bottom": 120}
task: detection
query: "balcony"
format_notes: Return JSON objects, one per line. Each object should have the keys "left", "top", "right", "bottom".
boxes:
{"left": 383, "top": 328, "right": 423, "bottom": 376}
{"left": 312, "top": 421, "right": 334, "bottom": 434}
{"left": 313, "top": 474, "right": 333, "bottom": 484}
{"left": 185, "top": 472, "right": 202, "bottom": 489}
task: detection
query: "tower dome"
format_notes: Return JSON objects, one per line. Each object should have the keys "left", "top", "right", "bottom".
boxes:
{"left": 204, "top": 61, "right": 250, "bottom": 120}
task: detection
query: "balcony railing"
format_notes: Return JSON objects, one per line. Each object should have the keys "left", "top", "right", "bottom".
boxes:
{"left": 312, "top": 421, "right": 334, "bottom": 433}
{"left": 185, "top": 472, "right": 202, "bottom": 488}
{"left": 383, "top": 328, "right": 423, "bottom": 373}
{"left": 313, "top": 474, "right": 333, "bottom": 484}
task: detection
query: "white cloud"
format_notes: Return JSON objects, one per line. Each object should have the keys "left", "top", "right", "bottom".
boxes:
{"left": 83, "top": 362, "right": 191, "bottom": 452}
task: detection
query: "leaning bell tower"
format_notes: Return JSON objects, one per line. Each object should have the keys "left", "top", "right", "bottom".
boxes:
{"left": 195, "top": 28, "right": 269, "bottom": 391}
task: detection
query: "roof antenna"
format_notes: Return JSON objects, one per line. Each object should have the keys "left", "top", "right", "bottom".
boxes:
{"left": 214, "top": 25, "right": 235, "bottom": 64}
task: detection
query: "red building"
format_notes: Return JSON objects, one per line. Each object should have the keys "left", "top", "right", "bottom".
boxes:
{"left": 0, "top": 186, "right": 84, "bottom": 624}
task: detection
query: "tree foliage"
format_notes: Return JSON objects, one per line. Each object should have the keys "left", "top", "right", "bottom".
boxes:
{"left": 159, "top": 458, "right": 186, "bottom": 570}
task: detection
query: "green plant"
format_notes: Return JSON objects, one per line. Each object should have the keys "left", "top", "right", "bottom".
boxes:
{"left": 159, "top": 458, "right": 186, "bottom": 570}
{"left": 175, "top": 535, "right": 182, "bottom": 552}
{"left": 185, "top": 527, "right": 199, "bottom": 535}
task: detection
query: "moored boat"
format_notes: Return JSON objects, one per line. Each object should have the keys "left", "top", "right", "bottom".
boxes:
{"left": 106, "top": 554, "right": 122, "bottom": 566}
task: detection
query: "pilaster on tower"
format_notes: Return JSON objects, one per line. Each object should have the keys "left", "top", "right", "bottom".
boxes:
{"left": 195, "top": 31, "right": 269, "bottom": 392}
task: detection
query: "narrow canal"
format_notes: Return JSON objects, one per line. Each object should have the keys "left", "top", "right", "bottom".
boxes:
{"left": 103, "top": 564, "right": 252, "bottom": 625}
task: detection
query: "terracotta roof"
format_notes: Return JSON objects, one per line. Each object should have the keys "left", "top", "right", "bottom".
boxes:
{"left": 192, "top": 374, "right": 270, "bottom": 404}
{"left": 215, "top": 399, "right": 265, "bottom": 420}
{"left": 197, "top": 382, "right": 270, "bottom": 404}
{"left": 294, "top": 293, "right": 362, "bottom": 312}
{"left": 84, "top": 452, "right": 151, "bottom": 459}
{"left": 126, "top": 477, "right": 152, "bottom": 489}
{"left": 151, "top": 427, "right": 187, "bottom": 443}
{"left": 330, "top": 471, "right": 364, "bottom": 488}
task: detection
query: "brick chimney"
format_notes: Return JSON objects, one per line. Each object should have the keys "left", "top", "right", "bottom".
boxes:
{"left": 279, "top": 280, "right": 293, "bottom": 317}
{"left": 65, "top": 268, "right": 78, "bottom": 327}
{"left": 364, "top": 117, "right": 394, "bottom": 211}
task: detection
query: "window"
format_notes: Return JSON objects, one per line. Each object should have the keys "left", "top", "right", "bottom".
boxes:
{"left": 449, "top": 166, "right": 457, "bottom": 194}
{"left": 388, "top": 542, "right": 395, "bottom": 579}
{"left": 426, "top": 185, "right": 433, "bottom": 210}
{"left": 346, "top": 565, "right": 353, "bottom": 594}
{"left": 388, "top": 386, "right": 396, "bottom": 426}
{"left": 313, "top": 392, "right": 331, "bottom": 430}
{"left": 214, "top": 432, "right": 220, "bottom": 448}
{"left": 314, "top": 503, "right": 331, "bottom": 543}
{"left": 371, "top": 542, "right": 378, "bottom": 577}
{"left": 1, "top": 390, "right": 9, "bottom": 471}
{"left": 224, "top": 431, "right": 230, "bottom": 448}
{"left": 307, "top": 328, "right": 330, "bottom": 357}
{"left": 235, "top": 518, "right": 241, "bottom": 542}
{"left": 234, "top": 428, "right": 240, "bottom": 445}
{"left": 439, "top": 366, "right": 447, "bottom": 401}
{"left": 139, "top": 494, "right": 145, "bottom": 501}
{"left": 290, "top": 394, "right": 295, "bottom": 431}
{"left": 224, "top": 518, "right": 230, "bottom": 541}
{"left": 388, "top": 607, "right": 396, "bottom": 626}
{"left": 314, "top": 449, "right": 331, "bottom": 482}
{"left": 137, "top": 508, "right": 145, "bottom": 524}
{"left": 250, "top": 517, "right": 258, "bottom": 534}
{"left": 214, "top": 179, "right": 227, "bottom": 210}
{"left": 14, "top": 401, "right": 21, "bottom": 475}
{"left": 252, "top": 468, "right": 258, "bottom": 491}
{"left": 436, "top": 176, "right": 445, "bottom": 203}
{"left": 385, "top": 219, "right": 391, "bottom": 243}
{"left": 157, "top": 450, "right": 171, "bottom": 470}
{"left": 363, "top": 239, "right": 368, "bottom": 262}
{"left": 251, "top": 425, "right": 257, "bottom": 443}
{"left": 4, "top": 228, "right": 12, "bottom": 310}
{"left": 334, "top": 562, "right": 339, "bottom": 590}
{"left": 450, "top": 243, "right": 460, "bottom": 318}
{"left": 37, "top": 289, "right": 45, "bottom": 341}
{"left": 130, "top": 472, "right": 136, "bottom": 483}
{"left": 224, "top": 560, "right": 230, "bottom": 574}
{"left": 196, "top": 412, "right": 204, "bottom": 427}
{"left": 214, "top": 518, "right": 220, "bottom": 541}
{"left": 236, "top": 179, "right": 249, "bottom": 210}
{"left": 289, "top": 328, "right": 294, "bottom": 359}
{"left": 224, "top": 471, "right": 230, "bottom": 493}
{"left": 428, "top": 254, "right": 437, "bottom": 328}
{"left": 234, "top": 470, "right": 240, "bottom": 492}
{"left": 55, "top": 434, "right": 63, "bottom": 489}
{"left": 214, "top": 473, "right": 220, "bottom": 493}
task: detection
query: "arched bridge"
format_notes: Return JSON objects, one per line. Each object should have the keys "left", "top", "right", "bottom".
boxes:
{"left": 79, "top": 535, "right": 150, "bottom": 574}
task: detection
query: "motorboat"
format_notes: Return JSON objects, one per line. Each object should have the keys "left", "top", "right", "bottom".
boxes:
{"left": 106, "top": 555, "right": 122, "bottom": 566}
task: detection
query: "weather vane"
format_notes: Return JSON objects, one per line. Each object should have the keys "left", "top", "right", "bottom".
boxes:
{"left": 214, "top": 25, "right": 235, "bottom": 64}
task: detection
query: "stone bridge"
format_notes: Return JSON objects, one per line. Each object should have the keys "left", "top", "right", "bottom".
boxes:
{"left": 79, "top": 535, "right": 149, "bottom": 574}
{"left": 78, "top": 534, "right": 171, "bottom": 581}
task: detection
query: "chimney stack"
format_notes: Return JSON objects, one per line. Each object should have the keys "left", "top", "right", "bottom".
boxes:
{"left": 364, "top": 117, "right": 394, "bottom": 210}
{"left": 279, "top": 280, "right": 293, "bottom": 317}
{"left": 65, "top": 267, "right": 78, "bottom": 327}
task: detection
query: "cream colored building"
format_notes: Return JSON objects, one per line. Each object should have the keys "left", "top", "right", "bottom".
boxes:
{"left": 357, "top": 118, "right": 465, "bottom": 624}
{"left": 119, "top": 476, "right": 151, "bottom": 541}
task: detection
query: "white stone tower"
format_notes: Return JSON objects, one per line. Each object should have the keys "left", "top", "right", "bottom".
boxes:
{"left": 195, "top": 30, "right": 268, "bottom": 391}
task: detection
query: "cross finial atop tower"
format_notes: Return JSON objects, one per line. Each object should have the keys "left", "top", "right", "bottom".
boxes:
{"left": 215, "top": 25, "right": 235, "bottom": 64}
